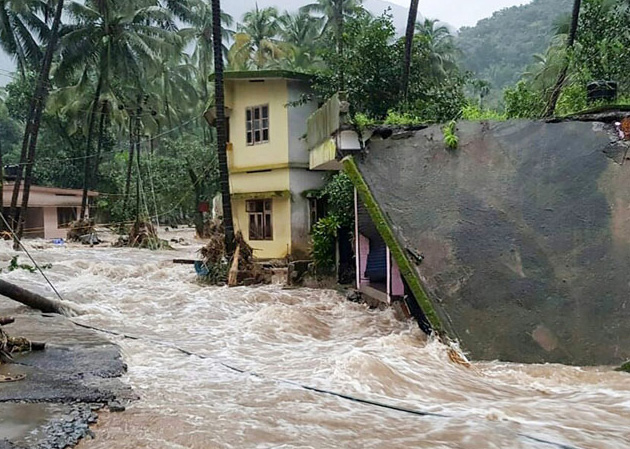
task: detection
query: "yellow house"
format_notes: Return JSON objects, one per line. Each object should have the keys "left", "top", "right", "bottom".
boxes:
{"left": 221, "top": 70, "right": 324, "bottom": 260}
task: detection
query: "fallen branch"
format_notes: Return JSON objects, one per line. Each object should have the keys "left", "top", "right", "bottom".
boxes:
{"left": 0, "top": 316, "right": 15, "bottom": 325}
{"left": 0, "top": 279, "right": 67, "bottom": 314}
{"left": 228, "top": 244, "right": 241, "bottom": 287}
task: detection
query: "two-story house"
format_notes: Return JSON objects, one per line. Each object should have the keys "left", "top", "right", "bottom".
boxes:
{"left": 216, "top": 70, "right": 324, "bottom": 260}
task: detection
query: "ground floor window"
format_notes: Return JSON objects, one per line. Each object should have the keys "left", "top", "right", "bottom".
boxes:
{"left": 246, "top": 199, "right": 272, "bottom": 240}
{"left": 308, "top": 197, "right": 327, "bottom": 231}
{"left": 57, "top": 207, "right": 77, "bottom": 228}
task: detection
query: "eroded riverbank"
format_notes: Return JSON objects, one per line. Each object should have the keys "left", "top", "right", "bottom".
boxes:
{"left": 0, "top": 236, "right": 628, "bottom": 448}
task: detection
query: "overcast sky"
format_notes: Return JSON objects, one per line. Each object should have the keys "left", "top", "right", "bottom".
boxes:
{"left": 389, "top": 0, "right": 530, "bottom": 27}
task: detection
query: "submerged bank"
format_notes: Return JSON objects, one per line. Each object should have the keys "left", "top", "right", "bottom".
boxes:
{"left": 0, "top": 297, "right": 130, "bottom": 449}
{"left": 0, "top": 236, "right": 628, "bottom": 448}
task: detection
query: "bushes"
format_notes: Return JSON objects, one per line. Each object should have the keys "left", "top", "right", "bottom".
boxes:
{"left": 311, "top": 216, "right": 340, "bottom": 274}
{"left": 311, "top": 172, "right": 355, "bottom": 274}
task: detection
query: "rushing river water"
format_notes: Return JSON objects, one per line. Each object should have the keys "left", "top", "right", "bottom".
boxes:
{"left": 1, "top": 233, "right": 629, "bottom": 449}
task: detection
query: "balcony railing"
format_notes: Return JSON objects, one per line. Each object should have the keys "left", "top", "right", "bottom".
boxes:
{"left": 306, "top": 92, "right": 349, "bottom": 151}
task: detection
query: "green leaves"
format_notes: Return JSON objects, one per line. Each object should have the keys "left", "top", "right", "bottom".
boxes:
{"left": 311, "top": 215, "right": 340, "bottom": 274}
{"left": 311, "top": 172, "right": 354, "bottom": 274}
{"left": 503, "top": 0, "right": 630, "bottom": 119}
{"left": 442, "top": 120, "right": 459, "bottom": 150}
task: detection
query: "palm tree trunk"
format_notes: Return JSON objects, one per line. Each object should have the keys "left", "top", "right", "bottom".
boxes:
{"left": 14, "top": 0, "right": 65, "bottom": 245}
{"left": 135, "top": 106, "right": 142, "bottom": 222}
{"left": 402, "top": 0, "right": 420, "bottom": 100}
{"left": 123, "top": 115, "right": 135, "bottom": 211}
{"left": 186, "top": 161, "right": 204, "bottom": 238}
{"left": 544, "top": 0, "right": 582, "bottom": 118}
{"left": 212, "top": 0, "right": 235, "bottom": 256}
{"left": 335, "top": 0, "right": 345, "bottom": 91}
{"left": 9, "top": 95, "right": 36, "bottom": 231}
{"left": 92, "top": 101, "right": 108, "bottom": 182}
{"left": 80, "top": 75, "right": 104, "bottom": 220}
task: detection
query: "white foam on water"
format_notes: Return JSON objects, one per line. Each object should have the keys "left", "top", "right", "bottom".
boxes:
{"left": 0, "top": 238, "right": 628, "bottom": 449}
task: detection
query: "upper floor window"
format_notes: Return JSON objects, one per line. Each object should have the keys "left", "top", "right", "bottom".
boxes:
{"left": 246, "top": 105, "right": 269, "bottom": 145}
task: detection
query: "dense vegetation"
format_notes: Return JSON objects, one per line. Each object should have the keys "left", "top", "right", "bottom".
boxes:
{"left": 458, "top": 0, "right": 573, "bottom": 106}
{"left": 0, "top": 0, "right": 472, "bottom": 239}
{"left": 504, "top": 0, "right": 630, "bottom": 118}
{"left": 0, "top": 0, "right": 628, "bottom": 243}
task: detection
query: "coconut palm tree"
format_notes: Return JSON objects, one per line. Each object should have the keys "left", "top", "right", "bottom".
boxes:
{"left": 0, "top": 0, "right": 50, "bottom": 78}
{"left": 55, "top": 0, "right": 175, "bottom": 219}
{"left": 300, "top": 0, "right": 363, "bottom": 88}
{"left": 401, "top": 0, "right": 420, "bottom": 100}
{"left": 212, "top": 0, "right": 234, "bottom": 254}
{"left": 299, "top": 0, "right": 363, "bottom": 36}
{"left": 181, "top": 1, "right": 233, "bottom": 107}
{"left": 544, "top": 0, "right": 582, "bottom": 117}
{"left": 12, "top": 0, "right": 64, "bottom": 243}
{"left": 414, "top": 19, "right": 458, "bottom": 79}
{"left": 229, "top": 5, "right": 282, "bottom": 70}
{"left": 278, "top": 10, "right": 323, "bottom": 70}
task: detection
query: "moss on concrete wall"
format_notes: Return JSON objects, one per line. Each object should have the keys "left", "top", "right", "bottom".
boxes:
{"left": 342, "top": 156, "right": 445, "bottom": 335}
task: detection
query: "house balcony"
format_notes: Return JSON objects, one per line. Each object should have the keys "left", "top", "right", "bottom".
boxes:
{"left": 307, "top": 92, "right": 363, "bottom": 171}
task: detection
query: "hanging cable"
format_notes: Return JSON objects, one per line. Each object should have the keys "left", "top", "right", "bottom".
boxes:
{"left": 0, "top": 212, "right": 64, "bottom": 302}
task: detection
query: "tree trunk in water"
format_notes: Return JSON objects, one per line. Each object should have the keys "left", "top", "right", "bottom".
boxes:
{"left": 544, "top": 0, "right": 582, "bottom": 118}
{"left": 80, "top": 76, "right": 104, "bottom": 220}
{"left": 212, "top": 0, "right": 235, "bottom": 255}
{"left": 0, "top": 279, "right": 67, "bottom": 315}
{"left": 401, "top": 0, "right": 420, "bottom": 100}
{"left": 14, "top": 0, "right": 65, "bottom": 245}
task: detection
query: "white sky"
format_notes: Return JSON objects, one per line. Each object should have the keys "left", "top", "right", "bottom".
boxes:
{"left": 388, "top": 0, "right": 531, "bottom": 27}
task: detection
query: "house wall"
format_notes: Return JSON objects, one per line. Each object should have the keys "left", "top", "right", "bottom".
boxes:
{"left": 225, "top": 77, "right": 320, "bottom": 260}
{"left": 287, "top": 81, "right": 318, "bottom": 164}
{"left": 23, "top": 207, "right": 44, "bottom": 238}
{"left": 42, "top": 206, "right": 81, "bottom": 239}
{"left": 391, "top": 255, "right": 405, "bottom": 297}
{"left": 229, "top": 169, "right": 290, "bottom": 195}
{"left": 225, "top": 79, "right": 290, "bottom": 170}
{"left": 358, "top": 233, "right": 370, "bottom": 289}
{"left": 288, "top": 169, "right": 325, "bottom": 259}
{"left": 232, "top": 196, "right": 291, "bottom": 260}
{"left": 2, "top": 186, "right": 92, "bottom": 240}
{"left": 2, "top": 189, "right": 85, "bottom": 207}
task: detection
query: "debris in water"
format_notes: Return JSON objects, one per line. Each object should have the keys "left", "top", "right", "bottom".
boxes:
{"left": 198, "top": 222, "right": 269, "bottom": 286}
{"left": 447, "top": 345, "right": 472, "bottom": 368}
{"left": 1, "top": 315, "right": 45, "bottom": 381}
{"left": 616, "top": 361, "right": 630, "bottom": 373}
{"left": 114, "top": 220, "right": 171, "bottom": 250}
{"left": 67, "top": 219, "right": 96, "bottom": 242}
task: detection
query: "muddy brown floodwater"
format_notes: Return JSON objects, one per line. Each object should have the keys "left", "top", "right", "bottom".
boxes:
{"left": 1, "top": 234, "right": 629, "bottom": 449}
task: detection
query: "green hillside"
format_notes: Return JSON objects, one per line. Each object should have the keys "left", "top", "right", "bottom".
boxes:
{"left": 457, "top": 0, "right": 573, "bottom": 96}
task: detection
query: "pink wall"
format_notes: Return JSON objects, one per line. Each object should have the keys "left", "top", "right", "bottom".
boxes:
{"left": 43, "top": 207, "right": 72, "bottom": 239}
{"left": 358, "top": 234, "right": 370, "bottom": 288}
{"left": 390, "top": 256, "right": 405, "bottom": 297}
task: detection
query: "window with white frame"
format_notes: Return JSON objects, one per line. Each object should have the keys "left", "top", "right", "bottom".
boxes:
{"left": 246, "top": 105, "right": 269, "bottom": 145}
{"left": 246, "top": 199, "right": 273, "bottom": 240}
